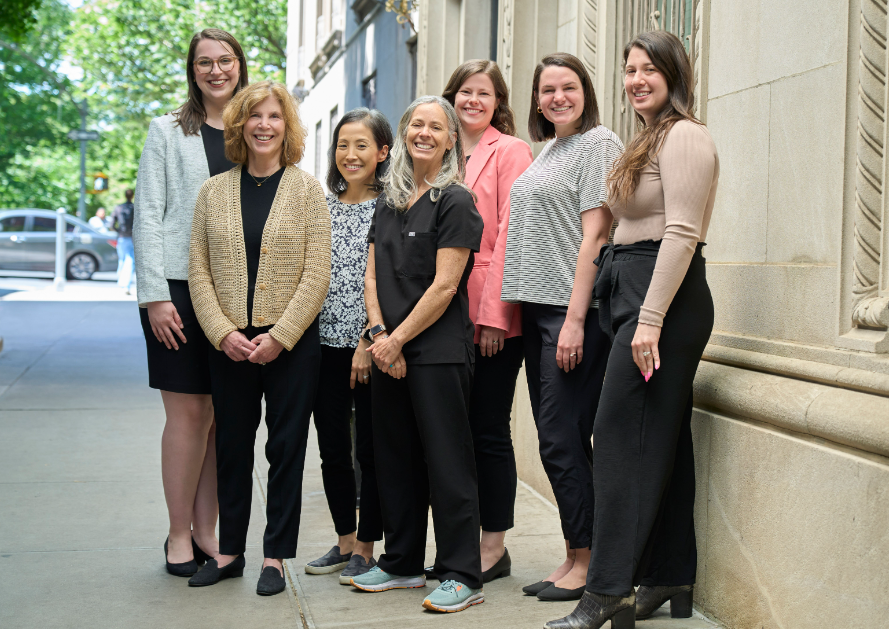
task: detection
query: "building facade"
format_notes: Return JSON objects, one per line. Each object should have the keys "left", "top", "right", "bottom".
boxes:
{"left": 415, "top": 1, "right": 888, "bottom": 628}
{"left": 287, "top": 0, "right": 417, "bottom": 190}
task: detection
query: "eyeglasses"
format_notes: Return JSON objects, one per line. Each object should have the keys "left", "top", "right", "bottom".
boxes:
{"left": 194, "top": 56, "right": 239, "bottom": 74}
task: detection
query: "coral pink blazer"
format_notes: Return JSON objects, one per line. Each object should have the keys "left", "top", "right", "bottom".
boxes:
{"left": 465, "top": 125, "right": 533, "bottom": 344}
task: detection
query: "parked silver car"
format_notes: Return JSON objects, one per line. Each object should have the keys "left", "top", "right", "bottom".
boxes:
{"left": 0, "top": 209, "right": 119, "bottom": 280}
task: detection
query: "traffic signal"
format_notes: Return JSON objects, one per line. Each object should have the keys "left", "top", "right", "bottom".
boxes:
{"left": 88, "top": 172, "right": 109, "bottom": 194}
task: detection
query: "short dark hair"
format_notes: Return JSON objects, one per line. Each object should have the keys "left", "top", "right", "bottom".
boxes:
{"left": 124, "top": 189, "right": 134, "bottom": 201}
{"left": 528, "top": 52, "right": 600, "bottom": 142}
{"left": 326, "top": 108, "right": 394, "bottom": 195}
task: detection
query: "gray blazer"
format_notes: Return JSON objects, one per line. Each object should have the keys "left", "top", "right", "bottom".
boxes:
{"left": 133, "top": 114, "right": 211, "bottom": 306}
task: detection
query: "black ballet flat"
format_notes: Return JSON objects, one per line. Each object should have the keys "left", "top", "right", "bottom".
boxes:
{"left": 164, "top": 537, "right": 198, "bottom": 577}
{"left": 191, "top": 536, "right": 213, "bottom": 566}
{"left": 522, "top": 579, "right": 554, "bottom": 595}
{"left": 482, "top": 548, "right": 512, "bottom": 583}
{"left": 635, "top": 584, "right": 694, "bottom": 619}
{"left": 538, "top": 583, "right": 586, "bottom": 601}
{"left": 188, "top": 555, "right": 245, "bottom": 587}
{"left": 256, "top": 565, "right": 286, "bottom": 596}
{"left": 544, "top": 590, "right": 636, "bottom": 629}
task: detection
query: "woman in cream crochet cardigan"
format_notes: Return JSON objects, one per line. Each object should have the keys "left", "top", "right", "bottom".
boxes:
{"left": 187, "top": 81, "right": 331, "bottom": 596}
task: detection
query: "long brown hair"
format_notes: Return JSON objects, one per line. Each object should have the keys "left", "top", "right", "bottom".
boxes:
{"left": 608, "top": 31, "right": 699, "bottom": 204}
{"left": 442, "top": 60, "right": 517, "bottom": 137}
{"left": 173, "top": 29, "right": 249, "bottom": 136}
{"left": 528, "top": 52, "right": 600, "bottom": 142}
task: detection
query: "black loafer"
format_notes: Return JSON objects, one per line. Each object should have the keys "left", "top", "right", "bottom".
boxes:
{"left": 424, "top": 565, "right": 439, "bottom": 581}
{"left": 191, "top": 536, "right": 213, "bottom": 566}
{"left": 188, "top": 555, "right": 245, "bottom": 587}
{"left": 522, "top": 580, "right": 554, "bottom": 595}
{"left": 256, "top": 565, "right": 286, "bottom": 596}
{"left": 482, "top": 548, "right": 512, "bottom": 583}
{"left": 538, "top": 584, "right": 586, "bottom": 601}
{"left": 164, "top": 537, "right": 198, "bottom": 577}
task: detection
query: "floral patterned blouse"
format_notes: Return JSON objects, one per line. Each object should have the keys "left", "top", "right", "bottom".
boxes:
{"left": 319, "top": 194, "right": 376, "bottom": 348}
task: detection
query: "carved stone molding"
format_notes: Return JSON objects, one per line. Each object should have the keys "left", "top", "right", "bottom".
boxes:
{"left": 852, "top": 0, "right": 889, "bottom": 330}
{"left": 498, "top": 0, "right": 513, "bottom": 88}
{"left": 577, "top": 0, "right": 598, "bottom": 82}
{"left": 416, "top": 0, "right": 430, "bottom": 96}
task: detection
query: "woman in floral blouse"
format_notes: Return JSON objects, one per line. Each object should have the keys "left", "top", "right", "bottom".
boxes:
{"left": 304, "top": 108, "right": 392, "bottom": 585}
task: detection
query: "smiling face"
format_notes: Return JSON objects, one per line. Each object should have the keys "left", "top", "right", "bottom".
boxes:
{"left": 336, "top": 121, "right": 389, "bottom": 190}
{"left": 536, "top": 65, "right": 585, "bottom": 137}
{"left": 624, "top": 46, "right": 670, "bottom": 125}
{"left": 243, "top": 95, "right": 286, "bottom": 165}
{"left": 454, "top": 72, "right": 499, "bottom": 137}
{"left": 405, "top": 103, "right": 455, "bottom": 171}
{"left": 193, "top": 38, "right": 240, "bottom": 106}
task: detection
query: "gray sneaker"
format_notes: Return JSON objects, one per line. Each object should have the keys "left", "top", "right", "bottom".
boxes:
{"left": 339, "top": 554, "right": 377, "bottom": 585}
{"left": 305, "top": 546, "right": 352, "bottom": 574}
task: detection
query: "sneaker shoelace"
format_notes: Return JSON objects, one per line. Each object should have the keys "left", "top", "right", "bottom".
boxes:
{"left": 439, "top": 580, "right": 462, "bottom": 594}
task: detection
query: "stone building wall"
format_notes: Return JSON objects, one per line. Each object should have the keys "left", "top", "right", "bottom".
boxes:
{"left": 414, "top": 1, "right": 889, "bottom": 627}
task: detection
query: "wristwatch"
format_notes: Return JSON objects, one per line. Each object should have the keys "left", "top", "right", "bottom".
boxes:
{"left": 362, "top": 324, "right": 387, "bottom": 343}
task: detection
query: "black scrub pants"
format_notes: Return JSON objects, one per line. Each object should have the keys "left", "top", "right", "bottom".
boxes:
{"left": 522, "top": 303, "right": 610, "bottom": 549}
{"left": 372, "top": 359, "right": 483, "bottom": 589}
{"left": 312, "top": 344, "right": 382, "bottom": 542}
{"left": 209, "top": 319, "right": 321, "bottom": 559}
{"left": 469, "top": 337, "right": 524, "bottom": 532}
{"left": 587, "top": 244, "right": 712, "bottom": 596}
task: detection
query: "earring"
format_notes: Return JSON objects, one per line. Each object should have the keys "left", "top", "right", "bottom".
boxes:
{"left": 537, "top": 106, "right": 542, "bottom": 113}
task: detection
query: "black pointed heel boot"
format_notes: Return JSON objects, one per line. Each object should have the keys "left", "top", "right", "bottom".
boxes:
{"left": 635, "top": 584, "right": 694, "bottom": 619}
{"left": 543, "top": 590, "right": 635, "bottom": 629}
{"left": 165, "top": 537, "right": 198, "bottom": 577}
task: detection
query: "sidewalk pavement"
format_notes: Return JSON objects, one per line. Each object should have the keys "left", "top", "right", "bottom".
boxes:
{"left": 0, "top": 301, "right": 721, "bottom": 629}
{"left": 0, "top": 272, "right": 136, "bottom": 301}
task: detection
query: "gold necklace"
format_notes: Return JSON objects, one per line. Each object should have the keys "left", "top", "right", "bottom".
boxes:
{"left": 247, "top": 169, "right": 274, "bottom": 187}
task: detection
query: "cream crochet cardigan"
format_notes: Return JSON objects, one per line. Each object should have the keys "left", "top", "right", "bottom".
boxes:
{"left": 188, "top": 164, "right": 331, "bottom": 351}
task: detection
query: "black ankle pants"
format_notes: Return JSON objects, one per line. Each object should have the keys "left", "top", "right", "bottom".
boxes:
{"left": 522, "top": 303, "right": 610, "bottom": 549}
{"left": 469, "top": 336, "right": 524, "bottom": 532}
{"left": 587, "top": 243, "right": 712, "bottom": 595}
{"left": 312, "top": 344, "right": 382, "bottom": 542}
{"left": 209, "top": 319, "right": 320, "bottom": 559}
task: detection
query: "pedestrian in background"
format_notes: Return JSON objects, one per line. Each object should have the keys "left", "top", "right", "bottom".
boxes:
{"left": 546, "top": 32, "right": 719, "bottom": 629}
{"left": 89, "top": 207, "right": 109, "bottom": 233}
{"left": 501, "top": 52, "right": 623, "bottom": 602}
{"left": 110, "top": 190, "right": 135, "bottom": 294}
{"left": 133, "top": 28, "right": 247, "bottom": 577}
{"left": 187, "top": 80, "right": 331, "bottom": 597}
{"left": 351, "top": 96, "right": 485, "bottom": 615}
{"left": 436, "top": 59, "right": 532, "bottom": 583}
{"left": 304, "top": 108, "right": 392, "bottom": 585}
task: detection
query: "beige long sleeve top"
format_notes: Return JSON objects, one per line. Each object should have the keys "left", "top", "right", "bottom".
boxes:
{"left": 609, "top": 120, "right": 719, "bottom": 327}
{"left": 188, "top": 164, "right": 331, "bottom": 351}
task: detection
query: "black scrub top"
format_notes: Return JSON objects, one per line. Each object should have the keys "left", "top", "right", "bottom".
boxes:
{"left": 201, "top": 123, "right": 237, "bottom": 177}
{"left": 368, "top": 184, "right": 484, "bottom": 365}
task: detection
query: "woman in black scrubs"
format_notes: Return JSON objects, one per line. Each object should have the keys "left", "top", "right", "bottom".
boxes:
{"left": 133, "top": 28, "right": 247, "bottom": 576}
{"left": 349, "top": 96, "right": 485, "bottom": 615}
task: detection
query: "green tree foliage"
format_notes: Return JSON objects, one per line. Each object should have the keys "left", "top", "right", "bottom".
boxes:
{"left": 0, "top": 0, "right": 44, "bottom": 43}
{"left": 0, "top": 0, "right": 287, "bottom": 213}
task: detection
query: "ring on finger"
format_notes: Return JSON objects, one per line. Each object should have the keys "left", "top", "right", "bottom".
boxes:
{"left": 569, "top": 352, "right": 577, "bottom": 357}
{"left": 642, "top": 351, "right": 652, "bottom": 357}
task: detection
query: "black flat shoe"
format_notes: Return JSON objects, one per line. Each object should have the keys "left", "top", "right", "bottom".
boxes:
{"left": 544, "top": 590, "right": 636, "bottom": 629}
{"left": 188, "top": 555, "right": 245, "bottom": 587}
{"left": 256, "top": 565, "right": 286, "bottom": 596}
{"left": 482, "top": 548, "right": 512, "bottom": 583}
{"left": 191, "top": 536, "right": 213, "bottom": 566}
{"left": 538, "top": 583, "right": 585, "bottom": 601}
{"left": 164, "top": 537, "right": 198, "bottom": 577}
{"left": 424, "top": 565, "right": 439, "bottom": 581}
{"left": 522, "top": 580, "right": 554, "bottom": 595}
{"left": 635, "top": 584, "right": 693, "bottom": 619}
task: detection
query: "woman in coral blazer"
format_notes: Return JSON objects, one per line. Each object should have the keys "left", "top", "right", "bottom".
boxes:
{"left": 440, "top": 59, "right": 533, "bottom": 583}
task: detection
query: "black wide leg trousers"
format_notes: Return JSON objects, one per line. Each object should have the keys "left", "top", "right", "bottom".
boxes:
{"left": 209, "top": 319, "right": 321, "bottom": 559}
{"left": 587, "top": 243, "right": 713, "bottom": 595}
{"left": 522, "top": 303, "right": 611, "bottom": 549}
{"left": 372, "top": 359, "right": 482, "bottom": 589}
{"left": 312, "top": 344, "right": 382, "bottom": 542}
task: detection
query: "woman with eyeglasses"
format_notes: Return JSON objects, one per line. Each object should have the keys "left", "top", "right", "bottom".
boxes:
{"left": 133, "top": 28, "right": 247, "bottom": 577}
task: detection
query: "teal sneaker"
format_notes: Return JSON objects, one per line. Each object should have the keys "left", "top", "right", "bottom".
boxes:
{"left": 422, "top": 580, "right": 484, "bottom": 612}
{"left": 350, "top": 565, "right": 425, "bottom": 592}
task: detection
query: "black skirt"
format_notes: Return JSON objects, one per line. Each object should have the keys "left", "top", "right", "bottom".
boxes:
{"left": 139, "top": 279, "right": 212, "bottom": 394}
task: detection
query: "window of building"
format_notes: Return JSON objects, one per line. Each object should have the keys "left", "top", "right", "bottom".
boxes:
{"left": 362, "top": 73, "right": 377, "bottom": 110}
{"left": 329, "top": 106, "right": 340, "bottom": 144}
{"left": 315, "top": 120, "right": 324, "bottom": 180}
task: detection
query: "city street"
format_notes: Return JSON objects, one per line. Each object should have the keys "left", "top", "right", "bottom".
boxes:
{"left": 0, "top": 297, "right": 720, "bottom": 628}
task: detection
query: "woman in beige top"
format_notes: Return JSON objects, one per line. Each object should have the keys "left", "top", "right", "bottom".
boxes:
{"left": 546, "top": 31, "right": 719, "bottom": 629}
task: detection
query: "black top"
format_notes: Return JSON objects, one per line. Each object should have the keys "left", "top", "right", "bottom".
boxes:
{"left": 240, "top": 165, "right": 285, "bottom": 318}
{"left": 202, "top": 123, "right": 237, "bottom": 177}
{"left": 368, "top": 185, "right": 483, "bottom": 365}
{"left": 110, "top": 201, "right": 134, "bottom": 237}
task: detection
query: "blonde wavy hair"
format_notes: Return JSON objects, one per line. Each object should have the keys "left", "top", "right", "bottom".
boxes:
{"left": 223, "top": 80, "right": 307, "bottom": 167}
{"left": 383, "top": 96, "right": 475, "bottom": 211}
